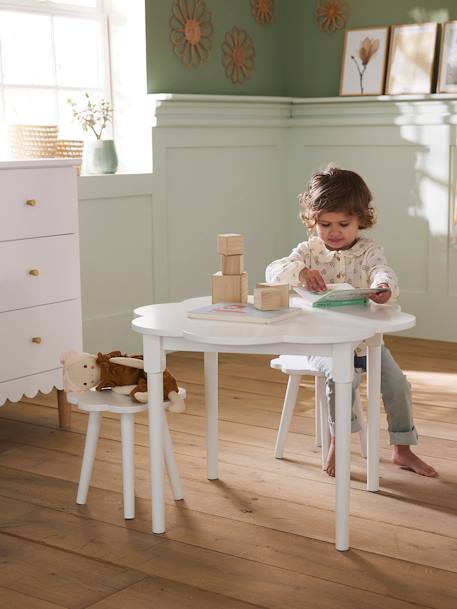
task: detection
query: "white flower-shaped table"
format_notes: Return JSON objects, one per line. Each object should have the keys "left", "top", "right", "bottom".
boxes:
{"left": 132, "top": 295, "right": 415, "bottom": 551}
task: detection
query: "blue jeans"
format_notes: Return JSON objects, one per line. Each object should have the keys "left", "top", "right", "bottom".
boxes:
{"left": 307, "top": 346, "right": 418, "bottom": 445}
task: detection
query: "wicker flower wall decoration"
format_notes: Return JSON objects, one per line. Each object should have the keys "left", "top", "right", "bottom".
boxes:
{"left": 250, "top": 0, "right": 274, "bottom": 25}
{"left": 170, "top": 0, "right": 213, "bottom": 67}
{"left": 315, "top": 0, "right": 349, "bottom": 33}
{"left": 222, "top": 27, "right": 256, "bottom": 84}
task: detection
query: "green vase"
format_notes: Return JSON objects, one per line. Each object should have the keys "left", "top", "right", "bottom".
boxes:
{"left": 82, "top": 140, "right": 118, "bottom": 174}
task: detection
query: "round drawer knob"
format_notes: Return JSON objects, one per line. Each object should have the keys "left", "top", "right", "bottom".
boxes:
{"left": 29, "top": 269, "right": 40, "bottom": 276}
{"left": 31, "top": 337, "right": 42, "bottom": 344}
{"left": 26, "top": 199, "right": 37, "bottom": 207}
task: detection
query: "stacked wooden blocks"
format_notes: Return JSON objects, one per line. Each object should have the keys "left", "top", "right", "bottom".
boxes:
{"left": 254, "top": 282, "right": 289, "bottom": 311}
{"left": 212, "top": 234, "right": 248, "bottom": 304}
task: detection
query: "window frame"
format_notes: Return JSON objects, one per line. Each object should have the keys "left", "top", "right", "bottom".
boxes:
{"left": 0, "top": 0, "right": 104, "bottom": 16}
{"left": 0, "top": 0, "right": 112, "bottom": 140}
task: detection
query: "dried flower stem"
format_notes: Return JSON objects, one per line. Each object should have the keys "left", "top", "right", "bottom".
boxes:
{"left": 67, "top": 92, "right": 113, "bottom": 140}
{"left": 350, "top": 55, "right": 367, "bottom": 94}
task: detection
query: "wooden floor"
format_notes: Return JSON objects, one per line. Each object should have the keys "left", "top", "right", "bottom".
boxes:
{"left": 0, "top": 336, "right": 456, "bottom": 609}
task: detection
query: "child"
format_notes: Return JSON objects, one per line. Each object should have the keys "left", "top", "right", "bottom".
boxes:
{"left": 266, "top": 165, "right": 437, "bottom": 478}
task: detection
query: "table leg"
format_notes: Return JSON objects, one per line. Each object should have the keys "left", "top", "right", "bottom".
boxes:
{"left": 144, "top": 336, "right": 166, "bottom": 533}
{"left": 149, "top": 371, "right": 166, "bottom": 532}
{"left": 332, "top": 343, "right": 354, "bottom": 552}
{"left": 366, "top": 334, "right": 382, "bottom": 492}
{"left": 204, "top": 351, "right": 218, "bottom": 480}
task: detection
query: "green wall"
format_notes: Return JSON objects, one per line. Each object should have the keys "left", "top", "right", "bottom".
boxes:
{"left": 145, "top": 0, "right": 286, "bottom": 95}
{"left": 146, "top": 0, "right": 457, "bottom": 97}
{"left": 287, "top": 0, "right": 457, "bottom": 97}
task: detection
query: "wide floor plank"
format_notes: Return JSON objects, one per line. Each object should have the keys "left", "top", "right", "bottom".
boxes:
{"left": 0, "top": 337, "right": 455, "bottom": 609}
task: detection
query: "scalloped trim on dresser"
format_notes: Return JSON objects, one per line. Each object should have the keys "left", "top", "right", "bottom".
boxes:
{"left": 0, "top": 369, "right": 63, "bottom": 406}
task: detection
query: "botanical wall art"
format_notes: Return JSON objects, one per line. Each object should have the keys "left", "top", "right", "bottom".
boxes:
{"left": 437, "top": 20, "right": 457, "bottom": 93}
{"left": 315, "top": 0, "right": 349, "bottom": 33}
{"left": 385, "top": 23, "right": 438, "bottom": 95}
{"left": 222, "top": 27, "right": 256, "bottom": 84}
{"left": 250, "top": 0, "right": 274, "bottom": 25}
{"left": 340, "top": 27, "right": 389, "bottom": 96}
{"left": 170, "top": 0, "right": 213, "bottom": 67}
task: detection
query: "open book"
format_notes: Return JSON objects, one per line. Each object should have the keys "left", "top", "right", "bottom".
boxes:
{"left": 294, "top": 283, "right": 389, "bottom": 308}
{"left": 187, "top": 302, "right": 302, "bottom": 324}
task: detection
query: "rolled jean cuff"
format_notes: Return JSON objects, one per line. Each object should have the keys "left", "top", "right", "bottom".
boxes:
{"left": 388, "top": 426, "right": 418, "bottom": 446}
{"left": 329, "top": 417, "right": 363, "bottom": 437}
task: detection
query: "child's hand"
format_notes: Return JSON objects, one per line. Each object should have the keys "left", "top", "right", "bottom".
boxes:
{"left": 299, "top": 268, "right": 327, "bottom": 292}
{"left": 369, "top": 283, "right": 391, "bottom": 304}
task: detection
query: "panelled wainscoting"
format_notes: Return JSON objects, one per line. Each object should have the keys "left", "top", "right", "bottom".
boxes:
{"left": 143, "top": 94, "right": 457, "bottom": 344}
{"left": 77, "top": 173, "right": 154, "bottom": 354}
{"left": 288, "top": 96, "right": 457, "bottom": 342}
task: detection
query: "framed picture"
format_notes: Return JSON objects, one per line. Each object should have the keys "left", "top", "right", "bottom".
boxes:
{"left": 339, "top": 27, "right": 390, "bottom": 96}
{"left": 437, "top": 20, "right": 457, "bottom": 93}
{"left": 385, "top": 23, "right": 438, "bottom": 95}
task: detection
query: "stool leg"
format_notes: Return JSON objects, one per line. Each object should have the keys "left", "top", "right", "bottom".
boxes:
{"left": 354, "top": 392, "right": 367, "bottom": 459}
{"left": 274, "top": 374, "right": 301, "bottom": 459}
{"left": 317, "top": 376, "right": 331, "bottom": 470}
{"left": 163, "top": 417, "right": 184, "bottom": 501}
{"left": 120, "top": 412, "right": 135, "bottom": 519}
{"left": 77, "top": 411, "right": 102, "bottom": 505}
{"left": 314, "top": 377, "right": 321, "bottom": 447}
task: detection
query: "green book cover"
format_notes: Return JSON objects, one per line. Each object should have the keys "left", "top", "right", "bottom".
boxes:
{"left": 294, "top": 283, "right": 388, "bottom": 308}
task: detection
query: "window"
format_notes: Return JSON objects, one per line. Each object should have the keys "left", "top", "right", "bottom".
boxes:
{"left": 0, "top": 0, "right": 110, "bottom": 149}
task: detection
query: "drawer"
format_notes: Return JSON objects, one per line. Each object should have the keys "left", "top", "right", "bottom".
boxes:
{"left": 0, "top": 167, "right": 78, "bottom": 241}
{"left": 0, "top": 234, "right": 81, "bottom": 313}
{"left": 0, "top": 300, "right": 83, "bottom": 382}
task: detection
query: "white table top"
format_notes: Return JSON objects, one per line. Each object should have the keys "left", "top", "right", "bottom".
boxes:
{"left": 132, "top": 296, "right": 415, "bottom": 346}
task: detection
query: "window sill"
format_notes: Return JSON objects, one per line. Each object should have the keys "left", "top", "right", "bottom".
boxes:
{"left": 77, "top": 172, "right": 153, "bottom": 199}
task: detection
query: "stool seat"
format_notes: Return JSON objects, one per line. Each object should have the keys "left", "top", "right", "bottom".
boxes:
{"left": 68, "top": 387, "right": 187, "bottom": 414}
{"left": 271, "top": 355, "right": 367, "bottom": 468}
{"left": 271, "top": 356, "right": 326, "bottom": 376}
{"left": 69, "top": 387, "right": 185, "bottom": 519}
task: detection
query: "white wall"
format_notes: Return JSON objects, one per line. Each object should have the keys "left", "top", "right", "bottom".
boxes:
{"left": 105, "top": 0, "right": 152, "bottom": 173}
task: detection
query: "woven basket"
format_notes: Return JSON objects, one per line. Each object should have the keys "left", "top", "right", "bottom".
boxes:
{"left": 9, "top": 124, "right": 59, "bottom": 158}
{"left": 55, "top": 139, "right": 84, "bottom": 159}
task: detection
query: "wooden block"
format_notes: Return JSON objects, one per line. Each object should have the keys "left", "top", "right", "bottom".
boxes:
{"left": 221, "top": 254, "right": 244, "bottom": 275}
{"left": 217, "top": 233, "right": 244, "bottom": 255}
{"left": 254, "top": 287, "right": 282, "bottom": 311}
{"left": 256, "top": 282, "right": 289, "bottom": 308}
{"left": 212, "top": 272, "right": 248, "bottom": 304}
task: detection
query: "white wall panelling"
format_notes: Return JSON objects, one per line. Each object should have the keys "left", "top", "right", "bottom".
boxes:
{"left": 289, "top": 97, "right": 457, "bottom": 341}
{"left": 77, "top": 173, "right": 154, "bottom": 353}
{"left": 448, "top": 145, "right": 457, "bottom": 298}
{"left": 151, "top": 95, "right": 291, "bottom": 304}
{"left": 77, "top": 95, "right": 457, "bottom": 346}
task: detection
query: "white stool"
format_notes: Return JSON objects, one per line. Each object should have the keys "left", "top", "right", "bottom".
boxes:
{"left": 271, "top": 356, "right": 367, "bottom": 469}
{"left": 67, "top": 388, "right": 186, "bottom": 519}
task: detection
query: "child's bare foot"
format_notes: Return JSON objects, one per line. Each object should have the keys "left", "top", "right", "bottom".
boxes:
{"left": 392, "top": 445, "right": 438, "bottom": 477}
{"left": 325, "top": 437, "right": 336, "bottom": 477}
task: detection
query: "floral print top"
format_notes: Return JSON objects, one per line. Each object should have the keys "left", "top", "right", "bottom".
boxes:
{"left": 265, "top": 236, "right": 400, "bottom": 356}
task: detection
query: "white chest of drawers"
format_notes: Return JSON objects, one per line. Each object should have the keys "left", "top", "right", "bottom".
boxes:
{"left": 0, "top": 159, "right": 83, "bottom": 426}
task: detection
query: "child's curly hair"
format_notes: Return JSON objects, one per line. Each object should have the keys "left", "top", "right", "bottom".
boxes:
{"left": 299, "top": 165, "right": 376, "bottom": 230}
